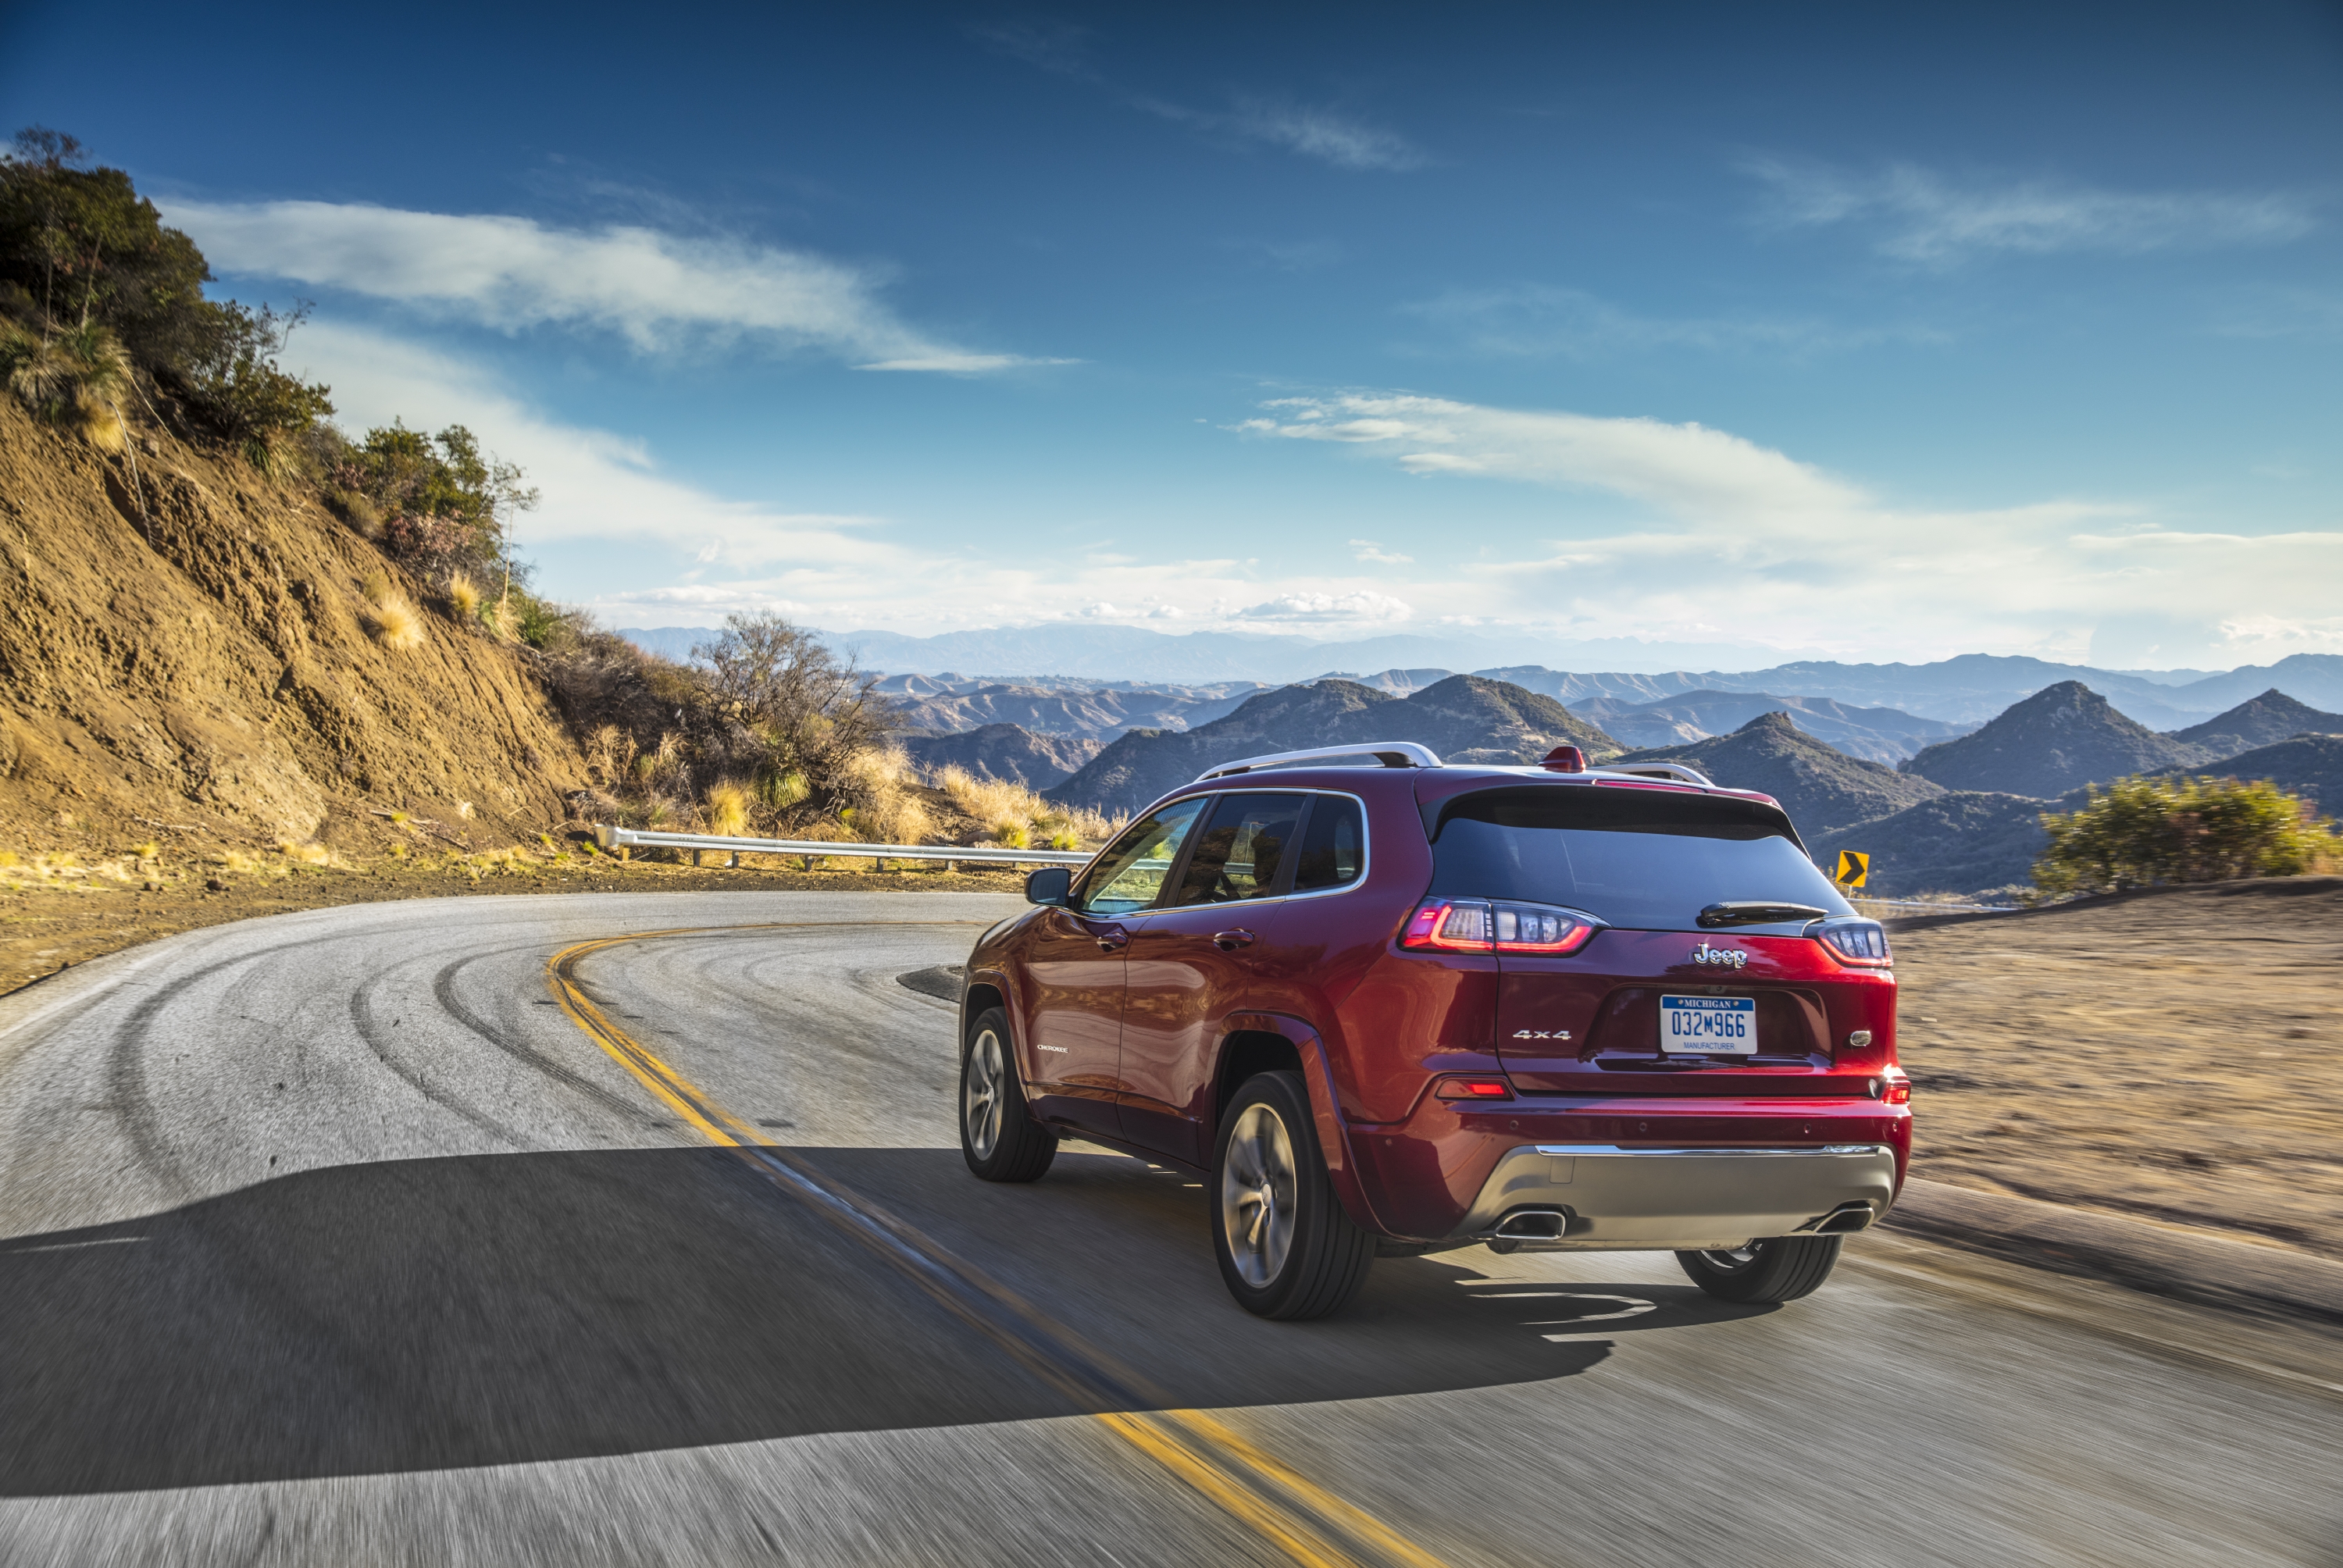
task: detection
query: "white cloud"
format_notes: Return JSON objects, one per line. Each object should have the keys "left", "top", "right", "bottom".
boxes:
{"left": 1236, "top": 590, "right": 1415, "bottom": 624}
{"left": 1236, "top": 390, "right": 2343, "bottom": 664}
{"left": 163, "top": 198, "right": 1051, "bottom": 371}
{"left": 1222, "top": 100, "right": 1425, "bottom": 173}
{"left": 1747, "top": 159, "right": 2320, "bottom": 265}
{"left": 1349, "top": 538, "right": 1414, "bottom": 565}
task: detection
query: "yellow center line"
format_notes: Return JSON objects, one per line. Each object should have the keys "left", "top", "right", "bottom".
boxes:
{"left": 544, "top": 926, "right": 1453, "bottom": 1568}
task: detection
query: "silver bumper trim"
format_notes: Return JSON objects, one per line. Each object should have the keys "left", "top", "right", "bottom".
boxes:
{"left": 1456, "top": 1142, "right": 1900, "bottom": 1252}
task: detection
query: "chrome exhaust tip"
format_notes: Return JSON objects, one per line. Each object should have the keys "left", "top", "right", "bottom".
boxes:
{"left": 1809, "top": 1203, "right": 1876, "bottom": 1235}
{"left": 1492, "top": 1207, "right": 1571, "bottom": 1242}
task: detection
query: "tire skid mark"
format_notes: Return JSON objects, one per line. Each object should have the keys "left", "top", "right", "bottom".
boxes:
{"left": 547, "top": 925, "right": 1454, "bottom": 1568}
{"left": 348, "top": 968, "right": 536, "bottom": 1149}
{"left": 428, "top": 948, "right": 659, "bottom": 1128}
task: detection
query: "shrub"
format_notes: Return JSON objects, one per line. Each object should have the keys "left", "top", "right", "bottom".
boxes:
{"left": 2034, "top": 775, "right": 2337, "bottom": 895}
{"left": 989, "top": 818, "right": 1032, "bottom": 849}
{"left": 705, "top": 781, "right": 751, "bottom": 837}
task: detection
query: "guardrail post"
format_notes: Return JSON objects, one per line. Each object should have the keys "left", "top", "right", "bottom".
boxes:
{"left": 728, "top": 850, "right": 740, "bottom": 868}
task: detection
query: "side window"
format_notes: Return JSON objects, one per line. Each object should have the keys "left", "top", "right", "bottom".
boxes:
{"left": 1168, "top": 793, "right": 1308, "bottom": 907}
{"left": 1075, "top": 797, "right": 1207, "bottom": 914}
{"left": 1293, "top": 795, "right": 1366, "bottom": 893}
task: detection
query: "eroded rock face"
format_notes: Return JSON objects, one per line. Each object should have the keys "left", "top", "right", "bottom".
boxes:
{"left": 0, "top": 398, "right": 587, "bottom": 852}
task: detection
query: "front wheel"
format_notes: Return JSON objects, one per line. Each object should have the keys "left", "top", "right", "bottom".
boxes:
{"left": 1675, "top": 1235, "right": 1842, "bottom": 1303}
{"left": 1211, "top": 1071, "right": 1372, "bottom": 1320}
{"left": 961, "top": 1007, "right": 1057, "bottom": 1181}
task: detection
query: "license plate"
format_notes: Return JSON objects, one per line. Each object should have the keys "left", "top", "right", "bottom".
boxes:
{"left": 1660, "top": 995, "right": 1757, "bottom": 1055}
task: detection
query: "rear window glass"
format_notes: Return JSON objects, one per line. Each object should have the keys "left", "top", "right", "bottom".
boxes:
{"left": 1427, "top": 786, "right": 1854, "bottom": 932}
{"left": 1170, "top": 793, "right": 1307, "bottom": 906}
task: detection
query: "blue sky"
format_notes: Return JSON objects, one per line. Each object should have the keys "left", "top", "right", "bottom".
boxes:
{"left": 6, "top": 2, "right": 2340, "bottom": 670}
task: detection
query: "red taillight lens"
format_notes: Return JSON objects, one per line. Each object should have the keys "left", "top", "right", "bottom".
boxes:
{"left": 1435, "top": 1077, "right": 1514, "bottom": 1101}
{"left": 1885, "top": 1079, "right": 1912, "bottom": 1105}
{"left": 1401, "top": 900, "right": 1599, "bottom": 955}
{"left": 1817, "top": 918, "right": 1892, "bottom": 968}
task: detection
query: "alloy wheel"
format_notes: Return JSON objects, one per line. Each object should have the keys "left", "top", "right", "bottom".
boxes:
{"left": 965, "top": 1028, "right": 1005, "bottom": 1158}
{"left": 1219, "top": 1102, "right": 1299, "bottom": 1287}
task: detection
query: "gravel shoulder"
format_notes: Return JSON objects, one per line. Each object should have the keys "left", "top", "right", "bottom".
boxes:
{"left": 1887, "top": 876, "right": 2343, "bottom": 1260}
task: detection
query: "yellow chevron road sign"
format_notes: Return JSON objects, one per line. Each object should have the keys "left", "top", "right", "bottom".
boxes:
{"left": 1833, "top": 850, "right": 1870, "bottom": 889}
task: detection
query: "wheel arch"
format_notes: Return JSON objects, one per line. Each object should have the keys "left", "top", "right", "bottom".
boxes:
{"left": 1212, "top": 1012, "right": 1386, "bottom": 1235}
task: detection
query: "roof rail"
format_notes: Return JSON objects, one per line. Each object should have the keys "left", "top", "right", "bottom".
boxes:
{"left": 1195, "top": 740, "right": 1443, "bottom": 782}
{"left": 1603, "top": 761, "right": 1717, "bottom": 788}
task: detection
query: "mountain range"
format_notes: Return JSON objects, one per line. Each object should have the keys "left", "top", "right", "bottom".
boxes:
{"left": 1045, "top": 677, "right": 1620, "bottom": 817}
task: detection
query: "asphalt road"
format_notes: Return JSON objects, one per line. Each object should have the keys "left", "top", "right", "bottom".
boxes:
{"left": 0, "top": 891, "right": 2336, "bottom": 1567}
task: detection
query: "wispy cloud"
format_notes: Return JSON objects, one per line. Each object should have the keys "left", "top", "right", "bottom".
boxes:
{"left": 972, "top": 21, "right": 1424, "bottom": 172}
{"left": 1233, "top": 390, "right": 2343, "bottom": 664}
{"left": 1349, "top": 539, "right": 1414, "bottom": 565}
{"left": 163, "top": 199, "right": 1057, "bottom": 372}
{"left": 1403, "top": 284, "right": 1940, "bottom": 359}
{"left": 1235, "top": 590, "right": 1415, "bottom": 624}
{"left": 1746, "top": 158, "right": 2320, "bottom": 265}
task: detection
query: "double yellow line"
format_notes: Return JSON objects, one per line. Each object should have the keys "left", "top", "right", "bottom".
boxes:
{"left": 547, "top": 928, "right": 1450, "bottom": 1568}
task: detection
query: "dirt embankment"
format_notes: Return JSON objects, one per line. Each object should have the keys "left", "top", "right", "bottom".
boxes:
{"left": 1890, "top": 876, "right": 2343, "bottom": 1258}
{"left": 0, "top": 397, "right": 587, "bottom": 868}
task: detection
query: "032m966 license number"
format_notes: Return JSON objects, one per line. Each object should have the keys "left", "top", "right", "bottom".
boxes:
{"left": 1659, "top": 994, "right": 1757, "bottom": 1055}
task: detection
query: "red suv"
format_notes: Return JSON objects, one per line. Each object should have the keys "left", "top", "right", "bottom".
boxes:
{"left": 958, "top": 742, "right": 1910, "bottom": 1320}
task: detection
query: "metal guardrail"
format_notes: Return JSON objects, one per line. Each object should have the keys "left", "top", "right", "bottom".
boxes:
{"left": 591, "top": 823, "right": 1093, "bottom": 870}
{"left": 1852, "top": 897, "right": 2021, "bottom": 914}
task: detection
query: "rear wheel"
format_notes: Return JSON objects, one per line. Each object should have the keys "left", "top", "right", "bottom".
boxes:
{"left": 1211, "top": 1071, "right": 1373, "bottom": 1320}
{"left": 1675, "top": 1235, "right": 1842, "bottom": 1303}
{"left": 960, "top": 1007, "right": 1057, "bottom": 1182}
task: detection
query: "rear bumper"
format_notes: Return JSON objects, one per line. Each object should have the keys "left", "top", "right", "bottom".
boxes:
{"left": 1453, "top": 1142, "right": 1899, "bottom": 1251}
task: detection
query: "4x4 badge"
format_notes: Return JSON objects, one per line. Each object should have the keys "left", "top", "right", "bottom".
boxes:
{"left": 1510, "top": 1029, "right": 1571, "bottom": 1040}
{"left": 1690, "top": 943, "right": 1749, "bottom": 968}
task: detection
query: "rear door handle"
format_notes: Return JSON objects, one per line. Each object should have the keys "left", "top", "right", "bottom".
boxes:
{"left": 1212, "top": 929, "right": 1256, "bottom": 951}
{"left": 1094, "top": 927, "right": 1129, "bottom": 952}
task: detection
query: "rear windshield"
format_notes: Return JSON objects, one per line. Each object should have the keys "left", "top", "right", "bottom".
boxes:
{"left": 1426, "top": 786, "right": 1855, "bottom": 932}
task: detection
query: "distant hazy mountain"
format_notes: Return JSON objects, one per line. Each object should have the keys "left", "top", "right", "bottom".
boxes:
{"left": 1614, "top": 711, "right": 1945, "bottom": 837}
{"left": 1048, "top": 675, "right": 1621, "bottom": 815}
{"left": 1904, "top": 682, "right": 2213, "bottom": 796}
{"left": 2170, "top": 690, "right": 2343, "bottom": 759}
{"left": 1574, "top": 689, "right": 1972, "bottom": 763}
{"left": 899, "top": 725, "right": 1102, "bottom": 789}
{"left": 616, "top": 625, "right": 2343, "bottom": 734}
{"left": 616, "top": 627, "right": 711, "bottom": 663}
{"left": 885, "top": 679, "right": 1267, "bottom": 739}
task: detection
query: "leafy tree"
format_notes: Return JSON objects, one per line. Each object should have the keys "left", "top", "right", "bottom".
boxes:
{"left": 2034, "top": 775, "right": 2336, "bottom": 894}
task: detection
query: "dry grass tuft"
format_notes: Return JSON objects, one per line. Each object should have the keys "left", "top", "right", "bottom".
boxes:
{"left": 838, "top": 747, "right": 933, "bottom": 845}
{"left": 446, "top": 572, "right": 483, "bottom": 620}
{"left": 933, "top": 764, "right": 1118, "bottom": 848}
{"left": 361, "top": 573, "right": 426, "bottom": 650}
{"left": 76, "top": 389, "right": 126, "bottom": 451}
{"left": 705, "top": 781, "right": 751, "bottom": 837}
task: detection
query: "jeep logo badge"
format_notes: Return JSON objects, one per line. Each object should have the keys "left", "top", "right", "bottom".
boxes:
{"left": 1690, "top": 943, "right": 1748, "bottom": 969}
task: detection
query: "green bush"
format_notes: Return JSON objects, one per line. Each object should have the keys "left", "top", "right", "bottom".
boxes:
{"left": 2034, "top": 775, "right": 2337, "bottom": 894}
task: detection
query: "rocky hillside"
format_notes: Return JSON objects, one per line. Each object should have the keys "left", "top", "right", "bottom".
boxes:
{"left": 1047, "top": 675, "right": 1620, "bottom": 815}
{"left": 0, "top": 398, "right": 586, "bottom": 857}
{"left": 1614, "top": 711, "right": 1945, "bottom": 836}
{"left": 2170, "top": 690, "right": 2343, "bottom": 759}
{"left": 1806, "top": 792, "right": 2053, "bottom": 897}
{"left": 900, "top": 724, "right": 1100, "bottom": 789}
{"left": 1903, "top": 681, "right": 2213, "bottom": 796}
{"left": 2156, "top": 734, "right": 2343, "bottom": 811}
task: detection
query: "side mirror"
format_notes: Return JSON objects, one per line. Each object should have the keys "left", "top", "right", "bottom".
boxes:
{"left": 1025, "top": 866, "right": 1073, "bottom": 907}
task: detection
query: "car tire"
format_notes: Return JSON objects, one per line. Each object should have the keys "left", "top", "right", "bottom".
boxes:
{"left": 1674, "top": 1235, "right": 1842, "bottom": 1303}
{"left": 961, "top": 1007, "right": 1057, "bottom": 1182}
{"left": 1211, "top": 1070, "right": 1373, "bottom": 1320}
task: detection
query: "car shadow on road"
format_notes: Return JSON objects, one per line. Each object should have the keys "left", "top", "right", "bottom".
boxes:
{"left": 0, "top": 1145, "right": 1767, "bottom": 1495}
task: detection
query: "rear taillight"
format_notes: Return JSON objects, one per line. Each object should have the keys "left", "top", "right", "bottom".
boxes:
{"left": 1401, "top": 899, "right": 1600, "bottom": 955}
{"left": 1815, "top": 918, "right": 1892, "bottom": 968}
{"left": 1434, "top": 1076, "right": 1514, "bottom": 1101}
{"left": 1885, "top": 1074, "right": 1912, "bottom": 1105}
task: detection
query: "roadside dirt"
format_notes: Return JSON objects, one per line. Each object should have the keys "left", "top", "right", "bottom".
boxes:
{"left": 1888, "top": 876, "right": 2343, "bottom": 1259}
